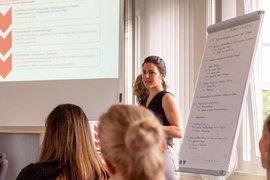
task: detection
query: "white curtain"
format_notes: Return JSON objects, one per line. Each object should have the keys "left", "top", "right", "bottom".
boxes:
{"left": 132, "top": 0, "right": 209, "bottom": 159}
{"left": 134, "top": 0, "right": 208, "bottom": 125}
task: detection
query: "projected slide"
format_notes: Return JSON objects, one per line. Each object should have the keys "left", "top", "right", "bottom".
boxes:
{"left": 0, "top": 0, "right": 120, "bottom": 81}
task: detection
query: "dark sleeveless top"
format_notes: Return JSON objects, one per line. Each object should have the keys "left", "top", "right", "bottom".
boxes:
{"left": 16, "top": 161, "right": 109, "bottom": 180}
{"left": 16, "top": 161, "right": 60, "bottom": 180}
{"left": 141, "top": 90, "right": 173, "bottom": 147}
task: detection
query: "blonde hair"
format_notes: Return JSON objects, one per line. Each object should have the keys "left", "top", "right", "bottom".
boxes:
{"left": 133, "top": 74, "right": 149, "bottom": 104}
{"left": 40, "top": 104, "right": 109, "bottom": 180}
{"left": 98, "top": 104, "right": 165, "bottom": 180}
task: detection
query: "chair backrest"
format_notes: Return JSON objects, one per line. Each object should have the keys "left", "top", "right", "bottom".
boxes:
{"left": 0, "top": 153, "right": 8, "bottom": 180}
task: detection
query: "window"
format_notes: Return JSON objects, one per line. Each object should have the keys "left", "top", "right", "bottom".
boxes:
{"left": 239, "top": 0, "right": 269, "bottom": 175}
{"left": 261, "top": 0, "right": 270, "bottom": 119}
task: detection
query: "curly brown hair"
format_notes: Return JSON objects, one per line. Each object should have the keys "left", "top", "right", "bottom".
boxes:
{"left": 133, "top": 74, "right": 149, "bottom": 105}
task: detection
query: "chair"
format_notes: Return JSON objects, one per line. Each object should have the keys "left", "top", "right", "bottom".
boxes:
{"left": 0, "top": 153, "right": 8, "bottom": 180}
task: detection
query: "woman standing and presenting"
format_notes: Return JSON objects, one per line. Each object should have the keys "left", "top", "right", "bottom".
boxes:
{"left": 141, "top": 55, "right": 183, "bottom": 180}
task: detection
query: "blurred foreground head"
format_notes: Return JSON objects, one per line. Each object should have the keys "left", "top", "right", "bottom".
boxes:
{"left": 98, "top": 104, "right": 166, "bottom": 180}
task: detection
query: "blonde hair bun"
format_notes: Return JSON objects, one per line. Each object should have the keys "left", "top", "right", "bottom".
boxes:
{"left": 125, "top": 119, "right": 161, "bottom": 155}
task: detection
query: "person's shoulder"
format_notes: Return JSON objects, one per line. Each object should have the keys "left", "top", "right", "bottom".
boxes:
{"left": 16, "top": 163, "right": 40, "bottom": 180}
{"left": 163, "top": 91, "right": 175, "bottom": 99}
{"left": 162, "top": 91, "right": 177, "bottom": 106}
{"left": 16, "top": 161, "right": 60, "bottom": 180}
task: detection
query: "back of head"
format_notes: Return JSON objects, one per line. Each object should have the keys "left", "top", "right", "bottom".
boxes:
{"left": 264, "top": 114, "right": 270, "bottom": 133}
{"left": 98, "top": 104, "right": 165, "bottom": 180}
{"left": 40, "top": 104, "right": 108, "bottom": 180}
{"left": 263, "top": 114, "right": 270, "bottom": 172}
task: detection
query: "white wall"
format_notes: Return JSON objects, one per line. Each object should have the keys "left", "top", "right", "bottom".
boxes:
{"left": 0, "top": 134, "right": 40, "bottom": 179}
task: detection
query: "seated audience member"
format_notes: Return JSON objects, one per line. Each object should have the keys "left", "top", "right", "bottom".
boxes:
{"left": 16, "top": 104, "right": 109, "bottom": 180}
{"left": 98, "top": 104, "right": 166, "bottom": 180}
{"left": 259, "top": 113, "right": 270, "bottom": 179}
{"left": 133, "top": 74, "right": 149, "bottom": 105}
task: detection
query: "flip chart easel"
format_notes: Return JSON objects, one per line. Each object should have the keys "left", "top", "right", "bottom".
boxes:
{"left": 179, "top": 10, "right": 264, "bottom": 176}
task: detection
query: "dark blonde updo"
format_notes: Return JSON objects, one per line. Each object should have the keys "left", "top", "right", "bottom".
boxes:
{"left": 98, "top": 104, "right": 165, "bottom": 180}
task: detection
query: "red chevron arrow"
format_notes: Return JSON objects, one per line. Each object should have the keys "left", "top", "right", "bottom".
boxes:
{"left": 94, "top": 133, "right": 99, "bottom": 140}
{"left": 0, "top": 32, "right": 12, "bottom": 55}
{"left": 94, "top": 124, "right": 98, "bottom": 132}
{"left": 94, "top": 141, "right": 100, "bottom": 149}
{"left": 0, "top": 8, "right": 12, "bottom": 32}
{"left": 0, "top": 55, "right": 12, "bottom": 78}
